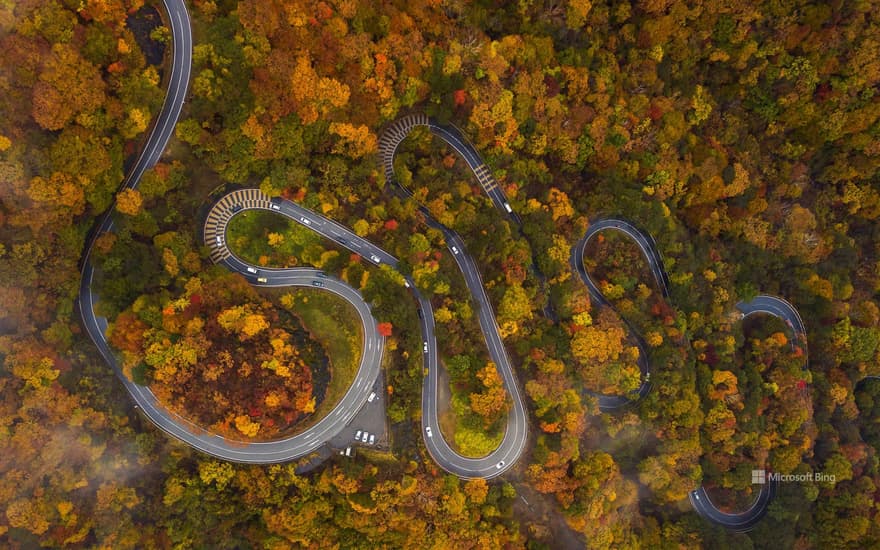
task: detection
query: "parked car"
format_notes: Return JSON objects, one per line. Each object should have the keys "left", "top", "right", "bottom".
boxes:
{"left": 369, "top": 434, "right": 375, "bottom": 445}
{"left": 355, "top": 430, "right": 362, "bottom": 440}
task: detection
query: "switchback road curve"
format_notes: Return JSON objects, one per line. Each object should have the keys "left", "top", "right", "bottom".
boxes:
{"left": 572, "top": 218, "right": 667, "bottom": 410}
{"left": 77, "top": 0, "right": 211, "bottom": 455}
{"left": 571, "top": 224, "right": 807, "bottom": 530}
{"left": 379, "top": 115, "right": 529, "bottom": 478}
{"left": 75, "top": 0, "right": 813, "bottom": 506}
{"left": 77, "top": 1, "right": 380, "bottom": 463}
{"left": 687, "top": 295, "right": 807, "bottom": 531}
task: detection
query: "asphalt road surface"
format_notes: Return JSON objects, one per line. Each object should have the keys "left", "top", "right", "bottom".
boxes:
{"left": 571, "top": 219, "right": 809, "bottom": 531}
{"left": 77, "top": 2, "right": 387, "bottom": 463}
{"left": 687, "top": 294, "right": 809, "bottom": 528}
{"left": 76, "top": 0, "right": 814, "bottom": 502}
{"left": 379, "top": 115, "right": 528, "bottom": 478}
{"left": 689, "top": 478, "right": 779, "bottom": 533}
{"left": 571, "top": 217, "right": 668, "bottom": 410}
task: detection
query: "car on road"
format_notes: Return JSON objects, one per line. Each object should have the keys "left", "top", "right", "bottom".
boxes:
{"left": 404, "top": 280, "right": 410, "bottom": 288}
{"left": 232, "top": 204, "right": 243, "bottom": 213}
{"left": 369, "top": 434, "right": 375, "bottom": 445}
{"left": 336, "top": 237, "right": 348, "bottom": 245}
{"left": 246, "top": 267, "right": 258, "bottom": 274}
{"left": 312, "top": 280, "right": 324, "bottom": 287}
{"left": 271, "top": 204, "right": 280, "bottom": 210}
{"left": 425, "top": 426, "right": 433, "bottom": 438}
{"left": 496, "top": 461, "right": 505, "bottom": 469}
{"left": 417, "top": 308, "right": 423, "bottom": 319}
{"left": 318, "top": 272, "right": 328, "bottom": 278}
{"left": 503, "top": 202, "right": 513, "bottom": 213}
{"left": 355, "top": 430, "right": 362, "bottom": 441}
{"left": 451, "top": 245, "right": 459, "bottom": 254}
{"left": 370, "top": 254, "right": 381, "bottom": 263}
{"left": 300, "top": 217, "right": 311, "bottom": 225}
{"left": 257, "top": 277, "right": 268, "bottom": 283}
{"left": 423, "top": 342, "right": 428, "bottom": 353}
{"left": 368, "top": 391, "right": 376, "bottom": 403}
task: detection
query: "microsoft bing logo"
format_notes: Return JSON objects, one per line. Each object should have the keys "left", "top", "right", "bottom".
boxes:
{"left": 752, "top": 469, "right": 766, "bottom": 484}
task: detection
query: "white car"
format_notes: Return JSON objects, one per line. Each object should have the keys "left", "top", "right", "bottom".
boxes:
{"left": 216, "top": 236, "right": 222, "bottom": 245}
{"left": 368, "top": 392, "right": 377, "bottom": 402}
{"left": 423, "top": 342, "right": 428, "bottom": 353}
{"left": 361, "top": 431, "right": 370, "bottom": 443}
{"left": 503, "top": 202, "right": 513, "bottom": 213}
{"left": 257, "top": 277, "right": 268, "bottom": 283}
{"left": 425, "top": 426, "right": 433, "bottom": 438}
{"left": 404, "top": 280, "right": 410, "bottom": 288}
{"left": 370, "top": 254, "right": 381, "bottom": 263}
{"left": 369, "top": 434, "right": 375, "bottom": 445}
{"left": 451, "top": 245, "right": 459, "bottom": 254}
{"left": 355, "top": 430, "right": 362, "bottom": 441}
{"left": 300, "top": 217, "right": 311, "bottom": 225}
{"left": 496, "top": 461, "right": 505, "bottom": 469}
{"left": 246, "top": 267, "right": 257, "bottom": 274}
{"left": 345, "top": 447, "right": 352, "bottom": 457}
{"left": 271, "top": 204, "right": 280, "bottom": 210}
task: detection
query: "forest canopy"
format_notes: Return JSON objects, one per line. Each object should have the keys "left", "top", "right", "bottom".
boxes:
{"left": 1, "top": 0, "right": 880, "bottom": 548}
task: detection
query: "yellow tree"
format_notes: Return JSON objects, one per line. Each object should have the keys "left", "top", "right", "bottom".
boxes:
{"left": 469, "top": 364, "right": 509, "bottom": 425}
{"left": 116, "top": 188, "right": 143, "bottom": 216}
{"left": 329, "top": 122, "right": 377, "bottom": 159}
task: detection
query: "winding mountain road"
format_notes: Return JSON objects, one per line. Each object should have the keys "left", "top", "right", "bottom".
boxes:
{"left": 572, "top": 221, "right": 808, "bottom": 530}
{"left": 685, "top": 294, "right": 808, "bottom": 530}
{"left": 378, "top": 115, "right": 528, "bottom": 478}
{"left": 571, "top": 218, "right": 667, "bottom": 410}
{"left": 76, "top": 0, "right": 812, "bottom": 515}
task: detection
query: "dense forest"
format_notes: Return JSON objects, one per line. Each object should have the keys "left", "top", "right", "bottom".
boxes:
{"left": 2, "top": 0, "right": 880, "bottom": 548}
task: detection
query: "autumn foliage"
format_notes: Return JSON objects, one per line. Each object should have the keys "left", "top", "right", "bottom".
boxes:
{"left": 109, "top": 272, "right": 320, "bottom": 439}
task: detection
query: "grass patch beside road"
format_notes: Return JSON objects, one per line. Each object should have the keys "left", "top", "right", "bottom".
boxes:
{"left": 273, "top": 287, "right": 363, "bottom": 427}
{"left": 226, "top": 209, "right": 331, "bottom": 268}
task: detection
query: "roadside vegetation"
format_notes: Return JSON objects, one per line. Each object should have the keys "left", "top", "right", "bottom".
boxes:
{"left": 3, "top": 0, "right": 880, "bottom": 547}
{"left": 273, "top": 287, "right": 362, "bottom": 427}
